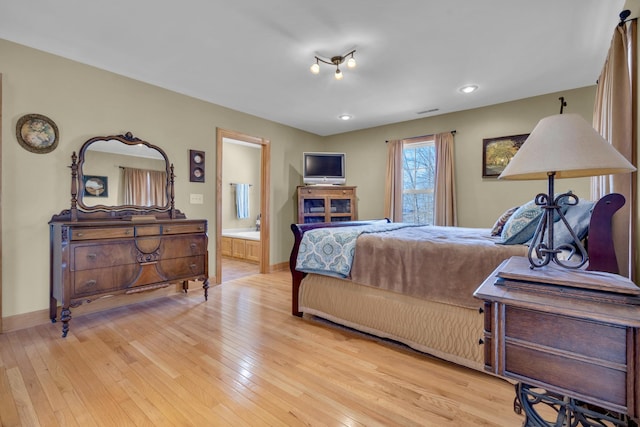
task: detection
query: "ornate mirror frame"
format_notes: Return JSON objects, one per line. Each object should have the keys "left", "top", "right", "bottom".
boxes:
{"left": 52, "top": 132, "right": 184, "bottom": 221}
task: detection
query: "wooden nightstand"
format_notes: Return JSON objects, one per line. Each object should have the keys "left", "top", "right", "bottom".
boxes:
{"left": 474, "top": 256, "right": 640, "bottom": 426}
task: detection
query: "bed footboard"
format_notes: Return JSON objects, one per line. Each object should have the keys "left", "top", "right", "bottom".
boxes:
{"left": 289, "top": 219, "right": 389, "bottom": 316}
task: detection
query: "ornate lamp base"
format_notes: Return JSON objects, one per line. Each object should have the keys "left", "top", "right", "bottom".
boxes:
{"left": 514, "top": 383, "right": 637, "bottom": 427}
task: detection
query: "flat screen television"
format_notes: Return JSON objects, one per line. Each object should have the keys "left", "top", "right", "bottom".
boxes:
{"left": 303, "top": 152, "right": 346, "bottom": 185}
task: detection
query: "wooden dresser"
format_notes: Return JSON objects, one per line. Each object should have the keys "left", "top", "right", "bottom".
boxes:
{"left": 49, "top": 132, "right": 209, "bottom": 337}
{"left": 474, "top": 256, "right": 640, "bottom": 426}
{"left": 49, "top": 218, "right": 208, "bottom": 337}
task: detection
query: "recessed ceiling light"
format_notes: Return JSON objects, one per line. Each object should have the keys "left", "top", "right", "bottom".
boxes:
{"left": 338, "top": 114, "right": 352, "bottom": 121}
{"left": 459, "top": 85, "right": 478, "bottom": 94}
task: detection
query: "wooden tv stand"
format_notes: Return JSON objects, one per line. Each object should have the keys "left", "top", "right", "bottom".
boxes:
{"left": 296, "top": 185, "right": 357, "bottom": 224}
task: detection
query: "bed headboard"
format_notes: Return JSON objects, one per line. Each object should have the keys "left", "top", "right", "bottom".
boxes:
{"left": 586, "top": 193, "right": 625, "bottom": 274}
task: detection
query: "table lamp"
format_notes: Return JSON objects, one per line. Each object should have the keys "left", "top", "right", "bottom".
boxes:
{"left": 499, "top": 113, "right": 636, "bottom": 269}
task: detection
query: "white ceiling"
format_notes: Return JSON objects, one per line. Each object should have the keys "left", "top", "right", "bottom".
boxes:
{"left": 0, "top": 1, "right": 627, "bottom": 136}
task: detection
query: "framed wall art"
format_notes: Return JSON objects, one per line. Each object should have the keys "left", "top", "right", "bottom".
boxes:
{"left": 189, "top": 149, "right": 205, "bottom": 182}
{"left": 482, "top": 133, "right": 529, "bottom": 178}
{"left": 15, "top": 113, "right": 59, "bottom": 154}
{"left": 83, "top": 175, "right": 108, "bottom": 197}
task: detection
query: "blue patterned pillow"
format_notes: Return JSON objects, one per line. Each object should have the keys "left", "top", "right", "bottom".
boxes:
{"left": 491, "top": 206, "right": 519, "bottom": 236}
{"left": 500, "top": 200, "right": 544, "bottom": 244}
{"left": 553, "top": 200, "right": 595, "bottom": 247}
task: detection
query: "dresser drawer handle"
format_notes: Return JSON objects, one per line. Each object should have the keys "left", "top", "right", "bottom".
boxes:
{"left": 190, "top": 243, "right": 197, "bottom": 249}
{"left": 478, "top": 338, "right": 484, "bottom": 345}
{"left": 189, "top": 263, "right": 197, "bottom": 270}
{"left": 198, "top": 226, "right": 204, "bottom": 231}
{"left": 165, "top": 228, "right": 171, "bottom": 232}
{"left": 77, "top": 232, "right": 83, "bottom": 237}
{"left": 125, "top": 230, "right": 131, "bottom": 235}
{"left": 478, "top": 307, "right": 484, "bottom": 314}
{"left": 87, "top": 253, "right": 97, "bottom": 259}
{"left": 85, "top": 280, "right": 97, "bottom": 287}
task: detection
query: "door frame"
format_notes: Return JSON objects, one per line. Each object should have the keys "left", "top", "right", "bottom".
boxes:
{"left": 215, "top": 128, "right": 270, "bottom": 283}
{"left": 0, "top": 74, "right": 3, "bottom": 332}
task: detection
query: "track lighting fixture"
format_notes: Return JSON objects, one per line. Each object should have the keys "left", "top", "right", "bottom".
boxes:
{"left": 310, "top": 50, "right": 356, "bottom": 80}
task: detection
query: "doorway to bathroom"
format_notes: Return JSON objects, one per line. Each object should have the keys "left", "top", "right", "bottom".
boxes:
{"left": 215, "top": 128, "right": 270, "bottom": 284}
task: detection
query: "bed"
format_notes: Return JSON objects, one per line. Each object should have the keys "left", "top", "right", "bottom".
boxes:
{"left": 288, "top": 194, "right": 623, "bottom": 371}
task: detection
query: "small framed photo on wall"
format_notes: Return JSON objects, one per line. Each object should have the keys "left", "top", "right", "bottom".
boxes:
{"left": 482, "top": 133, "right": 529, "bottom": 178}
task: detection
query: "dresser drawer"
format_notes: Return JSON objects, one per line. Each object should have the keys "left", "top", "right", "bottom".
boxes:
{"left": 158, "top": 255, "right": 206, "bottom": 278}
{"left": 162, "top": 222, "right": 206, "bottom": 235}
{"left": 71, "top": 227, "right": 134, "bottom": 240}
{"left": 160, "top": 235, "right": 207, "bottom": 258}
{"left": 72, "top": 265, "right": 139, "bottom": 297}
{"left": 135, "top": 225, "right": 162, "bottom": 236}
{"left": 73, "top": 242, "right": 137, "bottom": 271}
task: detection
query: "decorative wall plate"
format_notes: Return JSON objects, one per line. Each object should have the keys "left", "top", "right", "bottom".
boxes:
{"left": 189, "top": 149, "right": 205, "bottom": 182}
{"left": 16, "top": 113, "right": 59, "bottom": 153}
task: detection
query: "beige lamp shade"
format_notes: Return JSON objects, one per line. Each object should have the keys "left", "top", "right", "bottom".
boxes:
{"left": 499, "top": 113, "right": 636, "bottom": 180}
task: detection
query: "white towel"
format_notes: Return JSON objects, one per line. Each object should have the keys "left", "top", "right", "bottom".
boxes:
{"left": 236, "top": 184, "right": 250, "bottom": 219}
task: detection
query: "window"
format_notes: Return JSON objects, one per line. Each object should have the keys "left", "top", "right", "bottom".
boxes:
{"left": 402, "top": 138, "right": 435, "bottom": 224}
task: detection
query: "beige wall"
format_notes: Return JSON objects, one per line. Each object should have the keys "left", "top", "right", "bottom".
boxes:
{"left": 323, "top": 86, "right": 595, "bottom": 227}
{"left": 222, "top": 142, "right": 261, "bottom": 230}
{"left": 0, "top": 37, "right": 604, "bottom": 323}
{"left": 1, "top": 38, "right": 321, "bottom": 319}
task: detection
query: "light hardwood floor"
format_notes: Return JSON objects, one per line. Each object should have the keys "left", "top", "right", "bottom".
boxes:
{"left": 0, "top": 271, "right": 523, "bottom": 426}
{"left": 221, "top": 257, "right": 260, "bottom": 282}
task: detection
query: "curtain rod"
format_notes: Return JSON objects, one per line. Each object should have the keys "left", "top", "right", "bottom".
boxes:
{"left": 619, "top": 9, "right": 637, "bottom": 26}
{"left": 230, "top": 183, "right": 253, "bottom": 186}
{"left": 385, "top": 130, "right": 456, "bottom": 143}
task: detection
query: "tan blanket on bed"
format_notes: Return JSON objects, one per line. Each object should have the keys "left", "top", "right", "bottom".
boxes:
{"left": 350, "top": 226, "right": 527, "bottom": 309}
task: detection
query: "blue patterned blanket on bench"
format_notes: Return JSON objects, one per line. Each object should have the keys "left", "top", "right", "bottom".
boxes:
{"left": 295, "top": 222, "right": 417, "bottom": 278}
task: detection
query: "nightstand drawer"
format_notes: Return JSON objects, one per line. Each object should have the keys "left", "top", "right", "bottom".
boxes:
{"left": 504, "top": 306, "right": 626, "bottom": 364}
{"left": 504, "top": 342, "right": 626, "bottom": 408}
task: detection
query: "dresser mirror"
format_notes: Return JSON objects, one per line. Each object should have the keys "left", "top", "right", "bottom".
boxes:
{"left": 57, "top": 132, "right": 183, "bottom": 221}
{"left": 79, "top": 133, "right": 169, "bottom": 210}
{"left": 49, "top": 131, "right": 208, "bottom": 337}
